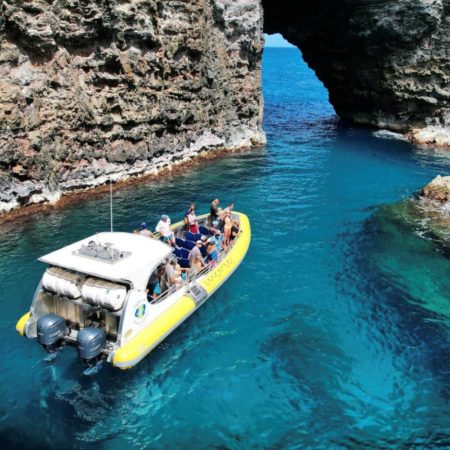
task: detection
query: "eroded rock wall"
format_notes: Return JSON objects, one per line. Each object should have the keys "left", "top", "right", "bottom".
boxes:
{"left": 2, "top": 0, "right": 450, "bottom": 213}
{"left": 263, "top": 0, "right": 450, "bottom": 146}
{"left": 0, "top": 0, "right": 265, "bottom": 212}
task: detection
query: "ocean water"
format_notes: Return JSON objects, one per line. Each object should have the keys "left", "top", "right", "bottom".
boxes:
{"left": 1, "top": 47, "right": 449, "bottom": 449}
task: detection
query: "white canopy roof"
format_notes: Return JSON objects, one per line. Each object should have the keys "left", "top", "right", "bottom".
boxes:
{"left": 39, "top": 232, "right": 172, "bottom": 288}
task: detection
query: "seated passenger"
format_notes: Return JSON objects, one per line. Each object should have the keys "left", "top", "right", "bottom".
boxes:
{"left": 139, "top": 222, "right": 154, "bottom": 238}
{"left": 208, "top": 233, "right": 224, "bottom": 252}
{"left": 156, "top": 214, "right": 175, "bottom": 246}
{"left": 174, "top": 263, "right": 189, "bottom": 283}
{"left": 192, "top": 255, "right": 206, "bottom": 275}
{"left": 146, "top": 264, "right": 164, "bottom": 299}
{"left": 206, "top": 241, "right": 218, "bottom": 265}
{"left": 165, "top": 259, "right": 179, "bottom": 287}
{"left": 188, "top": 240, "right": 203, "bottom": 267}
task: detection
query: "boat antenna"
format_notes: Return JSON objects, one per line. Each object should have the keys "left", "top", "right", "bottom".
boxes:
{"left": 109, "top": 177, "right": 113, "bottom": 232}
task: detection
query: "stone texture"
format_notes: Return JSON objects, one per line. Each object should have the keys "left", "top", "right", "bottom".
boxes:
{"left": 262, "top": 0, "right": 450, "bottom": 146}
{"left": 421, "top": 175, "right": 450, "bottom": 203}
{"left": 1, "top": 0, "right": 450, "bottom": 213}
{"left": 0, "top": 0, "right": 265, "bottom": 212}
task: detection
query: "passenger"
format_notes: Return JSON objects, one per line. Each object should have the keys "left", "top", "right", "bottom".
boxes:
{"left": 146, "top": 264, "right": 164, "bottom": 299}
{"left": 174, "top": 263, "right": 189, "bottom": 284}
{"left": 216, "top": 207, "right": 225, "bottom": 232}
{"left": 221, "top": 204, "right": 233, "bottom": 232}
{"left": 206, "top": 225, "right": 220, "bottom": 236}
{"left": 188, "top": 240, "right": 203, "bottom": 267}
{"left": 209, "top": 199, "right": 220, "bottom": 226}
{"left": 223, "top": 203, "right": 234, "bottom": 216}
{"left": 200, "top": 223, "right": 219, "bottom": 237}
{"left": 206, "top": 241, "right": 218, "bottom": 265}
{"left": 183, "top": 203, "right": 195, "bottom": 231}
{"left": 155, "top": 214, "right": 175, "bottom": 246}
{"left": 223, "top": 216, "right": 232, "bottom": 247}
{"left": 139, "top": 222, "right": 154, "bottom": 238}
{"left": 186, "top": 204, "right": 199, "bottom": 234}
{"left": 230, "top": 219, "right": 240, "bottom": 242}
{"left": 200, "top": 235, "right": 208, "bottom": 257}
{"left": 165, "top": 259, "right": 179, "bottom": 287}
{"left": 209, "top": 231, "right": 224, "bottom": 253}
{"left": 191, "top": 255, "right": 206, "bottom": 275}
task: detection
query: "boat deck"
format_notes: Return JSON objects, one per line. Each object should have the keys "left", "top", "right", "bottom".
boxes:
{"left": 148, "top": 212, "right": 241, "bottom": 304}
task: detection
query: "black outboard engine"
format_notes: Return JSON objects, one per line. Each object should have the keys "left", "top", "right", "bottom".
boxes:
{"left": 37, "top": 314, "right": 68, "bottom": 353}
{"left": 77, "top": 327, "right": 106, "bottom": 367}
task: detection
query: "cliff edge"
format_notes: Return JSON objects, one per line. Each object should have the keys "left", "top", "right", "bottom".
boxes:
{"left": 0, "top": 0, "right": 265, "bottom": 212}
{"left": 1, "top": 0, "right": 449, "bottom": 213}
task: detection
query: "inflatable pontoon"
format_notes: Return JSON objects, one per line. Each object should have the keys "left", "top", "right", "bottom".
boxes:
{"left": 16, "top": 212, "right": 250, "bottom": 369}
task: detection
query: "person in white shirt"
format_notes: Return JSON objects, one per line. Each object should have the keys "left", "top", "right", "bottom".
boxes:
{"left": 155, "top": 214, "right": 175, "bottom": 246}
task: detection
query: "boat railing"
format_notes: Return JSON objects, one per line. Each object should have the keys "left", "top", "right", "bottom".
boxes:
{"left": 150, "top": 213, "right": 211, "bottom": 241}
{"left": 148, "top": 229, "right": 239, "bottom": 305}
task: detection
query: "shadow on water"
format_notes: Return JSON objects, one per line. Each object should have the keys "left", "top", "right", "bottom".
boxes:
{"left": 260, "top": 307, "right": 355, "bottom": 448}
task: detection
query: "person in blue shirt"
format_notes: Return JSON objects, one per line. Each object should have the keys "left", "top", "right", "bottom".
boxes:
{"left": 210, "top": 232, "right": 224, "bottom": 252}
{"left": 206, "top": 241, "right": 218, "bottom": 265}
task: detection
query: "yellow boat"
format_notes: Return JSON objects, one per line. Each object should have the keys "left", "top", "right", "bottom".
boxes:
{"left": 16, "top": 212, "right": 250, "bottom": 369}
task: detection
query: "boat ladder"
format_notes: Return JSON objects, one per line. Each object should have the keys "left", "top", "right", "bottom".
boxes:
{"left": 188, "top": 282, "right": 208, "bottom": 306}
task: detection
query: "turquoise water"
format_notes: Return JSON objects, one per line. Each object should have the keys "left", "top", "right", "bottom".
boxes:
{"left": 1, "top": 47, "right": 450, "bottom": 448}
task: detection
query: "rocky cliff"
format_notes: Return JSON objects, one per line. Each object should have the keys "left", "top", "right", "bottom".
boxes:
{"left": 0, "top": 0, "right": 265, "bottom": 212}
{"left": 1, "top": 0, "right": 450, "bottom": 213}
{"left": 263, "top": 0, "right": 450, "bottom": 146}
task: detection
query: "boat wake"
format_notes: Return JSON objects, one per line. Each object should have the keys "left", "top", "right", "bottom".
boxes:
{"left": 43, "top": 352, "right": 60, "bottom": 363}
{"left": 83, "top": 361, "right": 104, "bottom": 377}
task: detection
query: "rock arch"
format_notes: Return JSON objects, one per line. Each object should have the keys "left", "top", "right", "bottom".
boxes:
{"left": 0, "top": 0, "right": 449, "bottom": 214}
{"left": 262, "top": 0, "right": 450, "bottom": 145}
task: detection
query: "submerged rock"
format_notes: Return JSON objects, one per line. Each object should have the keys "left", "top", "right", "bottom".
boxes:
{"left": 421, "top": 175, "right": 450, "bottom": 204}
{"left": 361, "top": 177, "right": 450, "bottom": 320}
{"left": 363, "top": 199, "right": 450, "bottom": 321}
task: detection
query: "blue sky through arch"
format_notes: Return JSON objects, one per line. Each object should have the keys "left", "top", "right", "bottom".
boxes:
{"left": 264, "top": 33, "right": 294, "bottom": 48}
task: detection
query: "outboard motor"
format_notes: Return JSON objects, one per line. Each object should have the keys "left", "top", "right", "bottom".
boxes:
{"left": 77, "top": 327, "right": 106, "bottom": 367}
{"left": 37, "top": 314, "right": 68, "bottom": 353}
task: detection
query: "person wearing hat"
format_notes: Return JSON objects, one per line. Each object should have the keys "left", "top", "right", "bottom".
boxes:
{"left": 139, "top": 222, "right": 154, "bottom": 238}
{"left": 188, "top": 240, "right": 203, "bottom": 267}
{"left": 155, "top": 214, "right": 175, "bottom": 246}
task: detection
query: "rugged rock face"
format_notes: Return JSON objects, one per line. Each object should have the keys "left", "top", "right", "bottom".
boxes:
{"left": 421, "top": 175, "right": 450, "bottom": 203}
{"left": 263, "top": 0, "right": 450, "bottom": 146}
{"left": 1, "top": 0, "right": 450, "bottom": 213}
{"left": 0, "top": 0, "right": 265, "bottom": 212}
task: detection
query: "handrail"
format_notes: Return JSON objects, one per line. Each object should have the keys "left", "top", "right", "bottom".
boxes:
{"left": 151, "top": 213, "right": 210, "bottom": 241}
{"left": 148, "top": 230, "right": 241, "bottom": 305}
